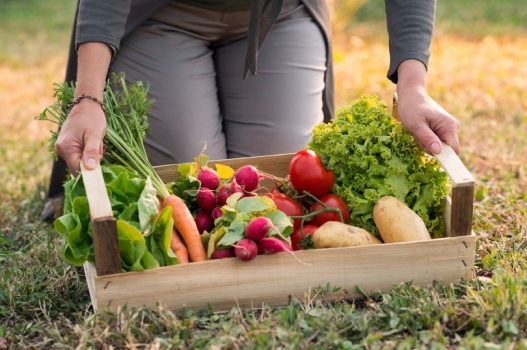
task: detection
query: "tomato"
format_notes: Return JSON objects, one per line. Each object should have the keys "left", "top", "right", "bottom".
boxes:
{"left": 291, "top": 225, "right": 318, "bottom": 251}
{"left": 264, "top": 193, "right": 304, "bottom": 230}
{"left": 309, "top": 194, "right": 350, "bottom": 226}
{"left": 288, "top": 150, "right": 335, "bottom": 198}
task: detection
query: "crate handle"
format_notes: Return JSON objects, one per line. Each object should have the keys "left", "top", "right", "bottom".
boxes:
{"left": 81, "top": 162, "right": 122, "bottom": 275}
{"left": 393, "top": 93, "right": 474, "bottom": 237}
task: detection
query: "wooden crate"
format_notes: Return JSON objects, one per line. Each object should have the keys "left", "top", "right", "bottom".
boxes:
{"left": 81, "top": 99, "right": 476, "bottom": 312}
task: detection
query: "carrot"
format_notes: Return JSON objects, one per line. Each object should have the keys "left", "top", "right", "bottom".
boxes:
{"left": 170, "top": 228, "right": 190, "bottom": 264}
{"left": 163, "top": 194, "right": 207, "bottom": 262}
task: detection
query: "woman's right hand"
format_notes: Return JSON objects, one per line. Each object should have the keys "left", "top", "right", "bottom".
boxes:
{"left": 54, "top": 101, "right": 107, "bottom": 177}
{"left": 54, "top": 42, "right": 112, "bottom": 176}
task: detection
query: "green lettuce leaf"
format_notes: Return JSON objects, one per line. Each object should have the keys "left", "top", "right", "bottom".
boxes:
{"left": 138, "top": 176, "right": 159, "bottom": 232}
{"left": 117, "top": 219, "right": 146, "bottom": 271}
{"left": 148, "top": 206, "right": 178, "bottom": 266}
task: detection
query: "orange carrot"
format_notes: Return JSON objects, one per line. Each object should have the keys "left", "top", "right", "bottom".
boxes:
{"left": 170, "top": 228, "right": 189, "bottom": 264}
{"left": 163, "top": 194, "right": 207, "bottom": 262}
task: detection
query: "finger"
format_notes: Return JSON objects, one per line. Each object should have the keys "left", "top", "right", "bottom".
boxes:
{"left": 439, "top": 131, "right": 460, "bottom": 155}
{"left": 66, "top": 156, "right": 83, "bottom": 177}
{"left": 431, "top": 117, "right": 461, "bottom": 155}
{"left": 82, "top": 136, "right": 103, "bottom": 170}
{"left": 54, "top": 140, "right": 82, "bottom": 177}
{"left": 419, "top": 129, "right": 442, "bottom": 155}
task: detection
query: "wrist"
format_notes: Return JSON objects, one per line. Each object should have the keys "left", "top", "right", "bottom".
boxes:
{"left": 76, "top": 42, "right": 111, "bottom": 100}
{"left": 67, "top": 94, "right": 106, "bottom": 116}
{"left": 396, "top": 59, "right": 427, "bottom": 92}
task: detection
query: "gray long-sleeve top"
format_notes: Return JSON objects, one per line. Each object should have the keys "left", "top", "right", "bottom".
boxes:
{"left": 71, "top": 0, "right": 436, "bottom": 122}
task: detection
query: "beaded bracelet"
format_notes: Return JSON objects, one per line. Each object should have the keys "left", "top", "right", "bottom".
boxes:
{"left": 67, "top": 94, "right": 106, "bottom": 115}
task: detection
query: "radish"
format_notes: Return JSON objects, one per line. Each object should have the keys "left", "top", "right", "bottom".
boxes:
{"left": 245, "top": 216, "right": 276, "bottom": 242}
{"left": 211, "top": 206, "right": 223, "bottom": 220}
{"left": 195, "top": 210, "right": 214, "bottom": 234}
{"left": 234, "top": 238, "right": 258, "bottom": 262}
{"left": 197, "top": 167, "right": 221, "bottom": 190}
{"left": 234, "top": 165, "right": 260, "bottom": 192}
{"left": 257, "top": 237, "right": 293, "bottom": 255}
{"left": 211, "top": 246, "right": 235, "bottom": 260}
{"left": 196, "top": 187, "right": 217, "bottom": 212}
{"left": 217, "top": 182, "right": 244, "bottom": 206}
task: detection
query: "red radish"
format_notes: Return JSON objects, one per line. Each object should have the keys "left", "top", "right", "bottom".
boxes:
{"left": 245, "top": 216, "right": 276, "bottom": 242}
{"left": 211, "top": 206, "right": 223, "bottom": 220}
{"left": 234, "top": 238, "right": 258, "bottom": 262}
{"left": 211, "top": 246, "right": 235, "bottom": 259}
{"left": 234, "top": 165, "right": 260, "bottom": 192}
{"left": 217, "top": 182, "right": 244, "bottom": 206}
{"left": 194, "top": 210, "right": 214, "bottom": 234}
{"left": 196, "top": 187, "right": 217, "bottom": 212}
{"left": 257, "top": 237, "right": 293, "bottom": 255}
{"left": 197, "top": 167, "right": 221, "bottom": 190}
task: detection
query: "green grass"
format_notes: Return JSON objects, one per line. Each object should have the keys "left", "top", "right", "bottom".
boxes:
{"left": 1, "top": 0, "right": 527, "bottom": 348}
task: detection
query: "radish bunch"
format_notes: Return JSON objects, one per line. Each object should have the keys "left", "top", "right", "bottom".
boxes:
{"left": 186, "top": 160, "right": 295, "bottom": 262}
{"left": 193, "top": 167, "right": 222, "bottom": 234}
{"left": 229, "top": 217, "right": 292, "bottom": 262}
{"left": 195, "top": 165, "right": 265, "bottom": 234}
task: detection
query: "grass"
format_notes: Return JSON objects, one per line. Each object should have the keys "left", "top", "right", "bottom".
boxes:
{"left": 1, "top": 0, "right": 526, "bottom": 348}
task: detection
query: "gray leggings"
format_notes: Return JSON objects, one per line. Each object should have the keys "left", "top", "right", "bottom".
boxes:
{"left": 110, "top": 1, "right": 327, "bottom": 165}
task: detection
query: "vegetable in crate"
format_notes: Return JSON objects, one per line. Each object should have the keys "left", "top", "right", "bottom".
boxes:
{"left": 308, "top": 193, "right": 349, "bottom": 226}
{"left": 308, "top": 95, "right": 449, "bottom": 238}
{"left": 263, "top": 193, "right": 304, "bottom": 230}
{"left": 373, "top": 196, "right": 431, "bottom": 243}
{"left": 313, "top": 221, "right": 382, "bottom": 248}
{"left": 167, "top": 153, "right": 234, "bottom": 214}
{"left": 206, "top": 193, "right": 294, "bottom": 260}
{"left": 290, "top": 225, "right": 318, "bottom": 251}
{"left": 54, "top": 165, "right": 179, "bottom": 271}
{"left": 288, "top": 149, "right": 335, "bottom": 197}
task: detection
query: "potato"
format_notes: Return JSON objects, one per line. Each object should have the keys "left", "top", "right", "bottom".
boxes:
{"left": 313, "top": 221, "right": 382, "bottom": 248}
{"left": 373, "top": 196, "right": 431, "bottom": 243}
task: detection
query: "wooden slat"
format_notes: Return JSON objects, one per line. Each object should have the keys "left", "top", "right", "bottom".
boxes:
{"left": 392, "top": 93, "right": 400, "bottom": 121}
{"left": 450, "top": 186, "right": 475, "bottom": 237}
{"left": 88, "top": 234, "right": 476, "bottom": 312}
{"left": 434, "top": 143, "right": 475, "bottom": 188}
{"left": 81, "top": 163, "right": 113, "bottom": 219}
{"left": 443, "top": 196, "right": 452, "bottom": 237}
{"left": 81, "top": 163, "right": 122, "bottom": 276}
{"left": 83, "top": 262, "right": 98, "bottom": 307}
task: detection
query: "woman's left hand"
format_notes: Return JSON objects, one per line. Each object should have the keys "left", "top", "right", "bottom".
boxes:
{"left": 396, "top": 60, "right": 460, "bottom": 155}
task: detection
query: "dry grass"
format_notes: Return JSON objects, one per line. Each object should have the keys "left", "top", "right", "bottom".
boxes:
{"left": 0, "top": 56, "right": 66, "bottom": 137}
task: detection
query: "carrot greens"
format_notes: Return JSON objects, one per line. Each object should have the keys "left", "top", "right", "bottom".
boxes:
{"left": 36, "top": 72, "right": 170, "bottom": 199}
